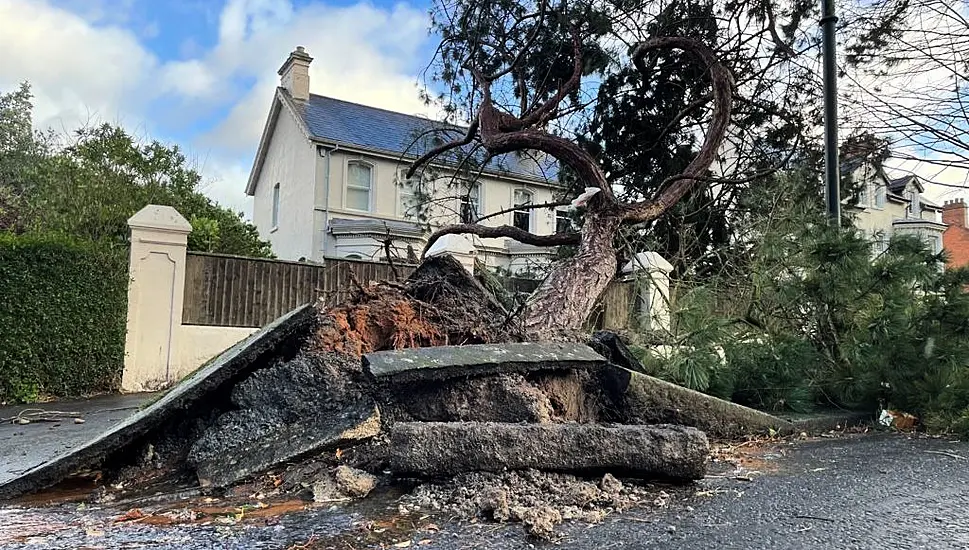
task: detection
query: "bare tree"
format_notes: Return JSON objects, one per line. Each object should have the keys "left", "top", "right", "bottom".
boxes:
{"left": 839, "top": 0, "right": 969, "bottom": 181}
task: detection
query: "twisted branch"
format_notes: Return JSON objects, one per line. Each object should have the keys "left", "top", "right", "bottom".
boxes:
{"left": 623, "top": 37, "right": 735, "bottom": 224}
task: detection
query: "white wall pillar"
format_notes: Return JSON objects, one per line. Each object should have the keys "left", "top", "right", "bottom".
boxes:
{"left": 121, "top": 205, "right": 192, "bottom": 392}
{"left": 622, "top": 251, "right": 674, "bottom": 332}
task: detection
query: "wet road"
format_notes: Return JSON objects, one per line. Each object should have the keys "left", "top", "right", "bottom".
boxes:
{"left": 0, "top": 393, "right": 155, "bottom": 486}
{"left": 1, "top": 432, "right": 968, "bottom": 549}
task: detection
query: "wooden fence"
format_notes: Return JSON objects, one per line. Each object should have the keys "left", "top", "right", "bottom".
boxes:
{"left": 182, "top": 252, "right": 416, "bottom": 327}
{"left": 182, "top": 252, "right": 638, "bottom": 331}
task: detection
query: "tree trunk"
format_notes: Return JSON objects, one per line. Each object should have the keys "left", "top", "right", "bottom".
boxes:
{"left": 523, "top": 212, "right": 620, "bottom": 338}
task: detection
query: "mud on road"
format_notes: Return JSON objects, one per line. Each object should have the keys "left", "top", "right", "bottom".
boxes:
{"left": 4, "top": 431, "right": 968, "bottom": 550}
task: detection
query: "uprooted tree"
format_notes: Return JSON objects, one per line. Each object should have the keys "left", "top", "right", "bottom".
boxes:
{"left": 405, "top": 2, "right": 734, "bottom": 338}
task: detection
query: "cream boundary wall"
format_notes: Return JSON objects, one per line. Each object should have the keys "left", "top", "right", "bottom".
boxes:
{"left": 121, "top": 206, "right": 257, "bottom": 392}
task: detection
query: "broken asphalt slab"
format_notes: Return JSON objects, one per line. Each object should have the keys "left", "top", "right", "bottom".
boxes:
{"left": 389, "top": 422, "right": 709, "bottom": 480}
{"left": 0, "top": 304, "right": 315, "bottom": 501}
{"left": 364, "top": 342, "right": 608, "bottom": 383}
{"left": 190, "top": 401, "right": 380, "bottom": 489}
{"left": 616, "top": 369, "right": 797, "bottom": 438}
{"left": 0, "top": 393, "right": 156, "bottom": 487}
{"left": 590, "top": 332, "right": 796, "bottom": 438}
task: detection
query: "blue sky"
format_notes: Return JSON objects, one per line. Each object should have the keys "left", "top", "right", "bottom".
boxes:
{"left": 3, "top": 0, "right": 968, "bottom": 216}
{"left": 0, "top": 0, "right": 442, "bottom": 215}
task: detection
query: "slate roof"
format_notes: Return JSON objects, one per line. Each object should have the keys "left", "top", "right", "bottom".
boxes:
{"left": 293, "top": 92, "right": 559, "bottom": 183}
{"left": 888, "top": 174, "right": 921, "bottom": 195}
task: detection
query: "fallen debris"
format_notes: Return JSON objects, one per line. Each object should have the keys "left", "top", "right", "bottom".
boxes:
{"left": 187, "top": 352, "right": 381, "bottom": 489}
{"left": 389, "top": 422, "right": 709, "bottom": 480}
{"left": 401, "top": 468, "right": 664, "bottom": 539}
{"left": 334, "top": 465, "right": 377, "bottom": 497}
{"left": 364, "top": 342, "right": 607, "bottom": 383}
{"left": 0, "top": 252, "right": 759, "bottom": 548}
{"left": 608, "top": 368, "right": 796, "bottom": 438}
{"left": 2, "top": 409, "right": 83, "bottom": 424}
{"left": 0, "top": 305, "right": 316, "bottom": 501}
{"left": 191, "top": 400, "right": 380, "bottom": 490}
{"left": 878, "top": 409, "right": 917, "bottom": 431}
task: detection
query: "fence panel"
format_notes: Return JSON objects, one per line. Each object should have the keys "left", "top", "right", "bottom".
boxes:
{"left": 183, "top": 252, "right": 635, "bottom": 331}
{"left": 182, "top": 253, "right": 415, "bottom": 327}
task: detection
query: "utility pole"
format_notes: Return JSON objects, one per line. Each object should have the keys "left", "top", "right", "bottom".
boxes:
{"left": 821, "top": 0, "right": 841, "bottom": 226}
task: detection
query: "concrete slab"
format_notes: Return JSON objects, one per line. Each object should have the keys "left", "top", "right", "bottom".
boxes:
{"left": 390, "top": 422, "right": 709, "bottom": 480}
{"left": 192, "top": 402, "right": 380, "bottom": 489}
{"left": 364, "top": 342, "right": 608, "bottom": 383}
{"left": 0, "top": 304, "right": 315, "bottom": 501}
{"left": 608, "top": 368, "right": 797, "bottom": 438}
{"left": 0, "top": 393, "right": 156, "bottom": 487}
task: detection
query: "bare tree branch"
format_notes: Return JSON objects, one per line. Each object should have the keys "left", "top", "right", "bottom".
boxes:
{"left": 475, "top": 198, "right": 574, "bottom": 224}
{"left": 406, "top": 118, "right": 481, "bottom": 179}
{"left": 624, "top": 36, "right": 735, "bottom": 223}
{"left": 422, "top": 223, "right": 580, "bottom": 257}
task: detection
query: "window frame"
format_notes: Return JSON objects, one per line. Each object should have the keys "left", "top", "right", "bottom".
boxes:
{"left": 873, "top": 184, "right": 886, "bottom": 209}
{"left": 555, "top": 208, "right": 572, "bottom": 234}
{"left": 345, "top": 160, "right": 374, "bottom": 212}
{"left": 396, "top": 168, "right": 422, "bottom": 219}
{"left": 459, "top": 182, "right": 482, "bottom": 224}
{"left": 271, "top": 182, "right": 281, "bottom": 230}
{"left": 513, "top": 189, "right": 534, "bottom": 232}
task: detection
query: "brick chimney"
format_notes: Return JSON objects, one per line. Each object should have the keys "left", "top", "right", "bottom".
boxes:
{"left": 943, "top": 198, "right": 968, "bottom": 228}
{"left": 278, "top": 46, "right": 313, "bottom": 101}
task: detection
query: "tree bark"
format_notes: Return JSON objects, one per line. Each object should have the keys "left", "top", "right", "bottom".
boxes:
{"left": 523, "top": 211, "right": 620, "bottom": 338}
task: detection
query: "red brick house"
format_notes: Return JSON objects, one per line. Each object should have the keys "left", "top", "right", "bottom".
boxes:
{"left": 942, "top": 199, "right": 969, "bottom": 269}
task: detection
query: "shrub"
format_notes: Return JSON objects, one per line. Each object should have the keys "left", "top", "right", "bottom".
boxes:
{"left": 0, "top": 232, "right": 128, "bottom": 402}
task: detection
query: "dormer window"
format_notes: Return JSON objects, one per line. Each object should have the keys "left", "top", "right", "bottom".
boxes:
{"left": 905, "top": 190, "right": 921, "bottom": 218}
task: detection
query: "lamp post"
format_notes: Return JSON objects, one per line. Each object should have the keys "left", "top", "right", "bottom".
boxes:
{"left": 821, "top": 0, "right": 841, "bottom": 226}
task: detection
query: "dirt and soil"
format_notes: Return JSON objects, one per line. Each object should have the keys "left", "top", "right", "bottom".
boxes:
{"left": 400, "top": 469, "right": 673, "bottom": 538}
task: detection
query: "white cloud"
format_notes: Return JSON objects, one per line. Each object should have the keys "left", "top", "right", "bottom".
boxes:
{"left": 190, "top": 0, "right": 434, "bottom": 152}
{"left": 0, "top": 0, "right": 157, "bottom": 130}
{"left": 175, "top": 0, "right": 436, "bottom": 213}
{"left": 0, "top": 0, "right": 436, "bottom": 218}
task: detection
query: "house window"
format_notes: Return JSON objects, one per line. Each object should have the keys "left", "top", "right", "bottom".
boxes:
{"left": 460, "top": 183, "right": 481, "bottom": 223}
{"left": 874, "top": 185, "right": 886, "bottom": 208}
{"left": 513, "top": 189, "right": 533, "bottom": 231}
{"left": 271, "top": 182, "right": 281, "bottom": 228}
{"left": 555, "top": 208, "right": 572, "bottom": 233}
{"left": 858, "top": 182, "right": 869, "bottom": 207}
{"left": 346, "top": 161, "right": 373, "bottom": 211}
{"left": 397, "top": 169, "right": 421, "bottom": 219}
{"left": 905, "top": 191, "right": 921, "bottom": 219}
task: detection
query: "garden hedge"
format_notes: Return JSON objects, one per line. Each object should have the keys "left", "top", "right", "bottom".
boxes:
{"left": 0, "top": 232, "right": 128, "bottom": 402}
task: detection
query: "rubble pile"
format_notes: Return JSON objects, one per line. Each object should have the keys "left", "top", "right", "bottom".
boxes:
{"left": 0, "top": 254, "right": 796, "bottom": 539}
{"left": 400, "top": 469, "right": 672, "bottom": 538}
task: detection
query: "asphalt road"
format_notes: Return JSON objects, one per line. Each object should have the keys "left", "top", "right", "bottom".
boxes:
{"left": 0, "top": 393, "right": 155, "bottom": 486}
{"left": 2, "top": 432, "right": 968, "bottom": 549}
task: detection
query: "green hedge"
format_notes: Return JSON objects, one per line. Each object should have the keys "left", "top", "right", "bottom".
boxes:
{"left": 0, "top": 233, "right": 128, "bottom": 402}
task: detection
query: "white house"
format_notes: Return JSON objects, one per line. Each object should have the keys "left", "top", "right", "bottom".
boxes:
{"left": 842, "top": 155, "right": 946, "bottom": 254}
{"left": 245, "top": 46, "right": 570, "bottom": 275}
